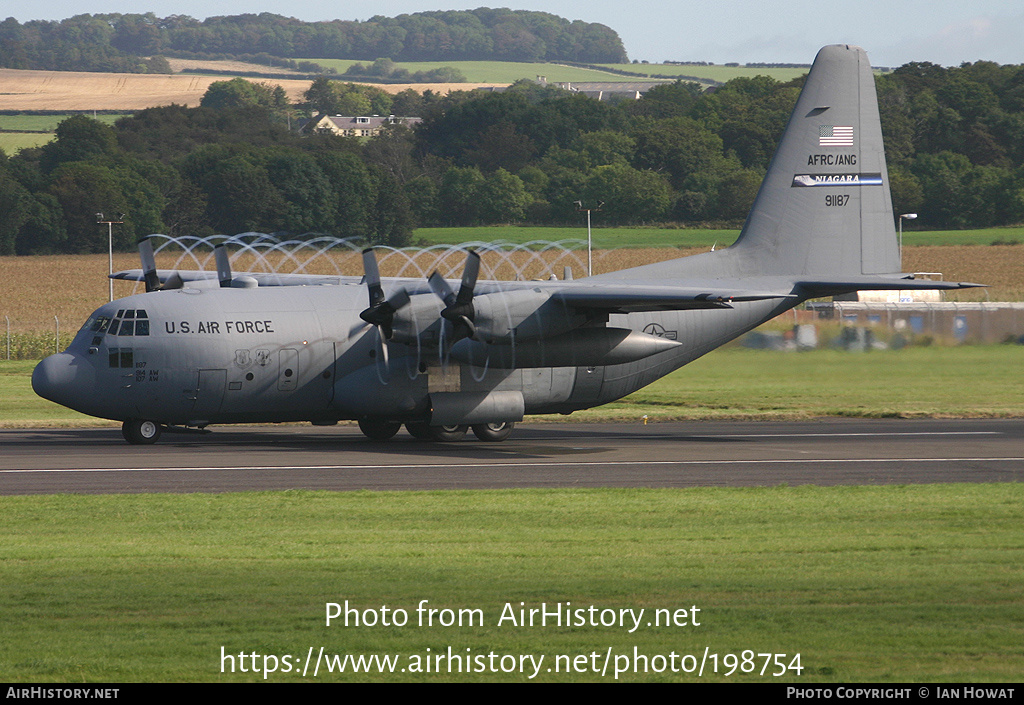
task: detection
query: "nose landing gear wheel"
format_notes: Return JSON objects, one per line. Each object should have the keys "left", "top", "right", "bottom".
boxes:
{"left": 471, "top": 421, "right": 515, "bottom": 442}
{"left": 122, "top": 419, "right": 162, "bottom": 445}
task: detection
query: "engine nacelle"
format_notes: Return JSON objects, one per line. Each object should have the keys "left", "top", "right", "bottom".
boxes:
{"left": 471, "top": 289, "right": 586, "bottom": 343}
{"left": 449, "top": 327, "right": 682, "bottom": 369}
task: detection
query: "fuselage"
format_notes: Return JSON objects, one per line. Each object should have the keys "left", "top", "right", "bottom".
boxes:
{"left": 32, "top": 278, "right": 793, "bottom": 428}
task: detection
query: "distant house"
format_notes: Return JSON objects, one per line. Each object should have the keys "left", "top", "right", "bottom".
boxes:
{"left": 300, "top": 115, "right": 423, "bottom": 137}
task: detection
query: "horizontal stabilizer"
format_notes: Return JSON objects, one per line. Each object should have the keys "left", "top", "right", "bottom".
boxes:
{"left": 798, "top": 277, "right": 986, "bottom": 297}
{"left": 552, "top": 285, "right": 795, "bottom": 313}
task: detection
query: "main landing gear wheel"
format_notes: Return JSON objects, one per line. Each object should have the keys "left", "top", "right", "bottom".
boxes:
{"left": 122, "top": 419, "right": 162, "bottom": 445}
{"left": 405, "top": 422, "right": 433, "bottom": 440}
{"left": 358, "top": 418, "right": 401, "bottom": 441}
{"left": 428, "top": 424, "right": 469, "bottom": 442}
{"left": 471, "top": 421, "right": 515, "bottom": 442}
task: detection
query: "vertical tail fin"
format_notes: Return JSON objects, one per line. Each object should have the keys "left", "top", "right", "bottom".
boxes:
{"left": 730, "top": 44, "right": 899, "bottom": 277}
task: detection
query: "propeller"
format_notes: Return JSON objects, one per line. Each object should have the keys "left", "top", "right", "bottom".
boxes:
{"left": 356, "top": 248, "right": 411, "bottom": 375}
{"left": 138, "top": 236, "right": 182, "bottom": 292}
{"left": 214, "top": 243, "right": 232, "bottom": 288}
{"left": 427, "top": 249, "right": 480, "bottom": 342}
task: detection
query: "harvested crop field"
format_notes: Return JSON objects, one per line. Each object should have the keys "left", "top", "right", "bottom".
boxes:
{"left": 0, "top": 68, "right": 503, "bottom": 111}
{"left": 1, "top": 244, "right": 1018, "bottom": 336}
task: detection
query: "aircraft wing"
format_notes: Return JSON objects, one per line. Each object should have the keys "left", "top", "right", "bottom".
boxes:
{"left": 111, "top": 269, "right": 356, "bottom": 287}
{"left": 548, "top": 284, "right": 796, "bottom": 313}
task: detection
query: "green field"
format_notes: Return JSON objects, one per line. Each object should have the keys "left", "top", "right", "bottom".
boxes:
{"left": 414, "top": 225, "right": 1024, "bottom": 249}
{"left": 413, "top": 225, "right": 739, "bottom": 249}
{"left": 5, "top": 345, "right": 1022, "bottom": 427}
{"left": 300, "top": 59, "right": 818, "bottom": 85}
{"left": 0, "top": 132, "right": 53, "bottom": 153}
{"left": 0, "top": 114, "right": 125, "bottom": 132}
{"left": 0, "top": 114, "right": 129, "bottom": 154}
{"left": 1, "top": 484, "right": 1021, "bottom": 681}
{"left": 598, "top": 63, "right": 810, "bottom": 83}
{"left": 302, "top": 58, "right": 665, "bottom": 85}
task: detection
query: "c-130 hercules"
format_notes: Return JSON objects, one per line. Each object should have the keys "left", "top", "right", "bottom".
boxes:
{"left": 34, "top": 45, "right": 980, "bottom": 444}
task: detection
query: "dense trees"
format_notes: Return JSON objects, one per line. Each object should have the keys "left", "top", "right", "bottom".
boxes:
{"left": 0, "top": 10, "right": 626, "bottom": 73}
{"left": 3, "top": 55, "right": 1024, "bottom": 255}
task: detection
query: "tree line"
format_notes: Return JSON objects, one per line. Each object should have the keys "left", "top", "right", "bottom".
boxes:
{"left": 1, "top": 57, "right": 1023, "bottom": 256}
{"left": 0, "top": 9, "right": 627, "bottom": 73}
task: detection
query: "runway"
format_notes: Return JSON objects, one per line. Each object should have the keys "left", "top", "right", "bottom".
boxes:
{"left": 2, "top": 418, "right": 1022, "bottom": 494}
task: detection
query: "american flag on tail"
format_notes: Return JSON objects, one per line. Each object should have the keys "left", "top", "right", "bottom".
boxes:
{"left": 819, "top": 125, "right": 853, "bottom": 146}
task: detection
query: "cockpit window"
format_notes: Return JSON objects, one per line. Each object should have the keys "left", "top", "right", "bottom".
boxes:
{"left": 81, "top": 314, "right": 111, "bottom": 334}
{"left": 107, "top": 310, "right": 149, "bottom": 337}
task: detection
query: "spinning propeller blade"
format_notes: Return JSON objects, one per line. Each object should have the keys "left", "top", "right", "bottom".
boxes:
{"left": 137, "top": 236, "right": 182, "bottom": 292}
{"left": 428, "top": 249, "right": 480, "bottom": 341}
{"left": 214, "top": 243, "right": 232, "bottom": 288}
{"left": 356, "top": 248, "right": 411, "bottom": 377}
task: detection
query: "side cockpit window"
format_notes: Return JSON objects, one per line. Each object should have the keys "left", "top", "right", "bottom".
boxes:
{"left": 79, "top": 314, "right": 113, "bottom": 348}
{"left": 108, "top": 348, "right": 134, "bottom": 368}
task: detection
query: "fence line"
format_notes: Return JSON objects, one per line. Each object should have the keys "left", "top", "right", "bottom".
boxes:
{"left": 2, "top": 316, "right": 73, "bottom": 360}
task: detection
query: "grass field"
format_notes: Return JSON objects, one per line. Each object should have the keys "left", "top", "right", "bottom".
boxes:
{"left": 0, "top": 114, "right": 129, "bottom": 154}
{"left": 413, "top": 225, "right": 1024, "bottom": 249}
{"left": 597, "top": 63, "right": 811, "bottom": 83}
{"left": 414, "top": 225, "right": 741, "bottom": 249}
{"left": 301, "top": 58, "right": 664, "bottom": 84}
{"left": 0, "top": 132, "right": 53, "bottom": 153}
{"left": 5, "top": 345, "right": 1022, "bottom": 427}
{"left": 290, "top": 58, "right": 817, "bottom": 85}
{"left": 0, "top": 114, "right": 126, "bottom": 131}
{"left": 0, "top": 484, "right": 1021, "bottom": 681}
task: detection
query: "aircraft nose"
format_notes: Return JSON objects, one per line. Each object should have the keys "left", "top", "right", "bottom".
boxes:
{"left": 32, "top": 353, "right": 94, "bottom": 407}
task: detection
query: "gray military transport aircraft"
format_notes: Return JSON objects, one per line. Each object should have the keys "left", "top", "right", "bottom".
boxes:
{"left": 34, "top": 45, "right": 981, "bottom": 444}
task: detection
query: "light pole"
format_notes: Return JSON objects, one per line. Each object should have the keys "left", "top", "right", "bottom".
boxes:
{"left": 898, "top": 213, "right": 917, "bottom": 270}
{"left": 574, "top": 200, "right": 604, "bottom": 277}
{"left": 97, "top": 212, "right": 125, "bottom": 302}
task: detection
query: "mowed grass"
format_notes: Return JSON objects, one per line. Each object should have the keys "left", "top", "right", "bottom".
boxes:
{"left": 585, "top": 346, "right": 1024, "bottom": 420}
{"left": 0, "top": 484, "right": 1021, "bottom": 682}
{"left": 5, "top": 345, "right": 1023, "bottom": 427}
